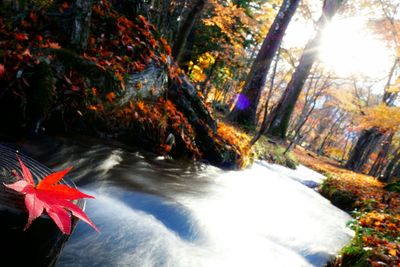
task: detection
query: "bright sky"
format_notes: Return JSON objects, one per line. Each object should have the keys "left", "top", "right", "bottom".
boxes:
{"left": 283, "top": 11, "right": 396, "bottom": 80}
{"left": 319, "top": 16, "right": 394, "bottom": 79}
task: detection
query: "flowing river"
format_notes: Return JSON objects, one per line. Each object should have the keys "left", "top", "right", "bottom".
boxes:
{"left": 14, "top": 136, "right": 353, "bottom": 267}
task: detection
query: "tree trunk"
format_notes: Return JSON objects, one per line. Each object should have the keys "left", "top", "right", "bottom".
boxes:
{"left": 287, "top": 75, "right": 314, "bottom": 137}
{"left": 71, "top": 0, "right": 93, "bottom": 52}
{"left": 266, "top": 0, "right": 344, "bottom": 138}
{"left": 250, "top": 47, "right": 281, "bottom": 145}
{"left": 227, "top": 0, "right": 300, "bottom": 127}
{"left": 345, "top": 127, "right": 384, "bottom": 172}
{"left": 369, "top": 132, "right": 393, "bottom": 177}
{"left": 341, "top": 135, "right": 350, "bottom": 163}
{"left": 388, "top": 162, "right": 400, "bottom": 182}
{"left": 288, "top": 70, "right": 327, "bottom": 138}
{"left": 172, "top": 0, "right": 207, "bottom": 63}
{"left": 382, "top": 58, "right": 399, "bottom": 106}
{"left": 287, "top": 99, "right": 317, "bottom": 149}
{"left": 317, "top": 112, "right": 344, "bottom": 155}
{"left": 381, "top": 149, "right": 400, "bottom": 182}
{"left": 202, "top": 56, "right": 220, "bottom": 97}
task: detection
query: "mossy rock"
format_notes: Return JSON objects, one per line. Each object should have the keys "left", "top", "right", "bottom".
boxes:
{"left": 285, "top": 157, "right": 298, "bottom": 169}
{"left": 320, "top": 181, "right": 358, "bottom": 212}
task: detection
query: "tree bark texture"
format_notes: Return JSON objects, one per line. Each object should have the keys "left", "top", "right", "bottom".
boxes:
{"left": 345, "top": 127, "right": 384, "bottom": 172}
{"left": 388, "top": 162, "right": 400, "bottom": 182}
{"left": 381, "top": 149, "right": 400, "bottom": 182}
{"left": 228, "top": 0, "right": 300, "bottom": 127}
{"left": 71, "top": 0, "right": 93, "bottom": 52}
{"left": 266, "top": 0, "right": 345, "bottom": 138}
{"left": 369, "top": 133, "right": 393, "bottom": 177}
{"left": 250, "top": 47, "right": 281, "bottom": 145}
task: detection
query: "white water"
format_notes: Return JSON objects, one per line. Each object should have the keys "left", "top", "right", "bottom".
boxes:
{"left": 56, "top": 151, "right": 352, "bottom": 267}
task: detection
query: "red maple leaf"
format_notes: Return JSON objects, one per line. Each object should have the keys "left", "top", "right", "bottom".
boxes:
{"left": 3, "top": 156, "right": 99, "bottom": 234}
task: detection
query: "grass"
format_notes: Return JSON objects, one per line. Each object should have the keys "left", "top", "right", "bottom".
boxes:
{"left": 250, "top": 135, "right": 299, "bottom": 169}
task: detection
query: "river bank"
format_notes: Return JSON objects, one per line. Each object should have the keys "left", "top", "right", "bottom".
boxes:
{"left": 294, "top": 148, "right": 400, "bottom": 266}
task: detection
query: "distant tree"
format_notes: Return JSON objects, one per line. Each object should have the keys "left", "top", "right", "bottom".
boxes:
{"left": 172, "top": 0, "right": 208, "bottom": 63}
{"left": 344, "top": 0, "right": 400, "bottom": 173}
{"left": 284, "top": 69, "right": 330, "bottom": 149}
{"left": 346, "top": 59, "right": 400, "bottom": 172}
{"left": 227, "top": 0, "right": 301, "bottom": 127}
{"left": 71, "top": 0, "right": 94, "bottom": 52}
{"left": 265, "top": 0, "right": 346, "bottom": 138}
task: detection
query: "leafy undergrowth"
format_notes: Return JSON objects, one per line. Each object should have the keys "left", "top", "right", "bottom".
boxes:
{"left": 215, "top": 122, "right": 251, "bottom": 167}
{"left": 294, "top": 148, "right": 400, "bottom": 267}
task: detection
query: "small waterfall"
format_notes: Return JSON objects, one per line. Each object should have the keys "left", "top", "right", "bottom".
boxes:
{"left": 14, "top": 138, "right": 353, "bottom": 267}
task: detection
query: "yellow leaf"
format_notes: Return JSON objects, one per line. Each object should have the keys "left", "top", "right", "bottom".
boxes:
{"left": 389, "top": 249, "right": 397, "bottom": 256}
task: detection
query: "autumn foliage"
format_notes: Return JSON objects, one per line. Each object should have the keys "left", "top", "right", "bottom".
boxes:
{"left": 216, "top": 122, "right": 251, "bottom": 167}
{"left": 0, "top": 1, "right": 227, "bottom": 162}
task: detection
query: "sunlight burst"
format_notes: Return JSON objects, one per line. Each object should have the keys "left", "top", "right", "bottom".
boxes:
{"left": 319, "top": 17, "right": 393, "bottom": 78}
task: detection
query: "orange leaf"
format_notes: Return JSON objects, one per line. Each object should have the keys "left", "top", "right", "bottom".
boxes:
{"left": 106, "top": 92, "right": 116, "bottom": 102}
{"left": 389, "top": 249, "right": 397, "bottom": 256}
{"left": 88, "top": 105, "right": 98, "bottom": 111}
{"left": 60, "top": 1, "right": 70, "bottom": 11}
{"left": 37, "top": 166, "right": 73, "bottom": 189}
{"left": 48, "top": 42, "right": 61, "bottom": 49}
{"left": 22, "top": 49, "right": 32, "bottom": 58}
